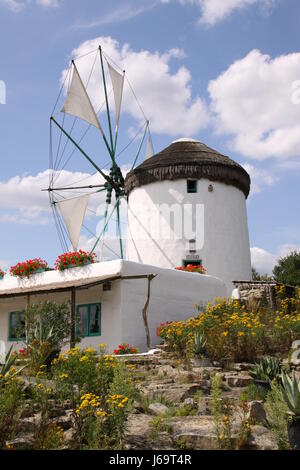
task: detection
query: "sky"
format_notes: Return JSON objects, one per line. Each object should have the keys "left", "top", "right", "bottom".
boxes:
{"left": 0, "top": 0, "right": 300, "bottom": 274}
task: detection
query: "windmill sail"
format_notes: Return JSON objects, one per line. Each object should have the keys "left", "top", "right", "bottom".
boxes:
{"left": 107, "top": 62, "right": 124, "bottom": 130}
{"left": 145, "top": 130, "right": 154, "bottom": 159}
{"left": 61, "top": 62, "right": 104, "bottom": 135}
{"left": 57, "top": 194, "right": 90, "bottom": 251}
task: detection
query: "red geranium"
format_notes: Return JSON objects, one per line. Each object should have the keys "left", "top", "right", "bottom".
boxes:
{"left": 113, "top": 343, "right": 139, "bottom": 355}
{"left": 10, "top": 258, "right": 48, "bottom": 278}
{"left": 175, "top": 264, "right": 206, "bottom": 274}
{"left": 156, "top": 320, "right": 173, "bottom": 337}
{"left": 54, "top": 250, "right": 96, "bottom": 271}
{"left": 18, "top": 347, "right": 31, "bottom": 359}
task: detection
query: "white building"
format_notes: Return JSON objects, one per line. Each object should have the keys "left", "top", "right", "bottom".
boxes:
{"left": 0, "top": 260, "right": 226, "bottom": 354}
{"left": 0, "top": 138, "right": 251, "bottom": 354}
{"left": 125, "top": 138, "right": 252, "bottom": 295}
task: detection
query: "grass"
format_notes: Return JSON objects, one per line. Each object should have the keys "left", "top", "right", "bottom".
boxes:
{"left": 240, "top": 383, "right": 268, "bottom": 402}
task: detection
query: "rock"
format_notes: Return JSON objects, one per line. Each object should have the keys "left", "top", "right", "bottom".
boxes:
{"left": 6, "top": 434, "right": 35, "bottom": 450}
{"left": 197, "top": 397, "right": 212, "bottom": 415}
{"left": 175, "top": 370, "right": 204, "bottom": 384}
{"left": 180, "top": 398, "right": 197, "bottom": 409}
{"left": 192, "top": 368, "right": 210, "bottom": 380}
{"left": 246, "top": 425, "right": 278, "bottom": 450}
{"left": 247, "top": 401, "right": 267, "bottom": 425}
{"left": 52, "top": 411, "right": 73, "bottom": 431}
{"left": 64, "top": 428, "right": 75, "bottom": 445}
{"left": 124, "top": 414, "right": 174, "bottom": 450}
{"left": 143, "top": 383, "right": 210, "bottom": 403}
{"left": 170, "top": 416, "right": 221, "bottom": 450}
{"left": 20, "top": 403, "right": 34, "bottom": 419}
{"left": 157, "top": 365, "right": 176, "bottom": 378}
{"left": 148, "top": 403, "right": 169, "bottom": 416}
{"left": 17, "top": 413, "right": 41, "bottom": 433}
{"left": 226, "top": 375, "right": 252, "bottom": 387}
{"left": 132, "top": 401, "right": 145, "bottom": 414}
{"left": 49, "top": 407, "right": 66, "bottom": 419}
{"left": 233, "top": 363, "right": 255, "bottom": 372}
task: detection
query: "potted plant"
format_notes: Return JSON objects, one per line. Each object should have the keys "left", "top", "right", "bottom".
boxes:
{"left": 175, "top": 264, "right": 206, "bottom": 274}
{"left": 9, "top": 258, "right": 48, "bottom": 279}
{"left": 281, "top": 371, "right": 300, "bottom": 450}
{"left": 250, "top": 356, "right": 283, "bottom": 390}
{"left": 0, "top": 269, "right": 4, "bottom": 280}
{"left": 55, "top": 250, "right": 96, "bottom": 271}
{"left": 192, "top": 331, "right": 211, "bottom": 367}
{"left": 113, "top": 344, "right": 139, "bottom": 355}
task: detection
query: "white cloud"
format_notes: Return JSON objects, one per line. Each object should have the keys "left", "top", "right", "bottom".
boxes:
{"left": 251, "top": 243, "right": 300, "bottom": 274}
{"left": 36, "top": 0, "right": 59, "bottom": 6}
{"left": 243, "top": 163, "right": 278, "bottom": 195}
{"left": 1, "top": 0, "right": 27, "bottom": 12}
{"left": 208, "top": 49, "right": 300, "bottom": 160}
{"left": 251, "top": 247, "right": 276, "bottom": 274}
{"left": 73, "top": 2, "right": 156, "bottom": 29}
{"left": 0, "top": 165, "right": 130, "bottom": 227}
{"left": 62, "top": 36, "right": 209, "bottom": 136}
{"left": 161, "top": 0, "right": 275, "bottom": 26}
{"left": 0, "top": 169, "right": 105, "bottom": 225}
{"left": 0, "top": 0, "right": 59, "bottom": 11}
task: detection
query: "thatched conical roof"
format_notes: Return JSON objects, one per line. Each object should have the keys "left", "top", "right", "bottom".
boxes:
{"left": 124, "top": 138, "right": 251, "bottom": 198}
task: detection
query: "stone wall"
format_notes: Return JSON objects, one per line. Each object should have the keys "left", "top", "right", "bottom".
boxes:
{"left": 232, "top": 281, "right": 296, "bottom": 310}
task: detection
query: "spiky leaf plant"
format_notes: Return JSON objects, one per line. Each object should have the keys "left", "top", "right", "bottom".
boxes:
{"left": 281, "top": 371, "right": 300, "bottom": 420}
{"left": 250, "top": 356, "right": 283, "bottom": 383}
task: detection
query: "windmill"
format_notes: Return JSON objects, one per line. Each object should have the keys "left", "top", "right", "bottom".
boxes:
{"left": 46, "top": 45, "right": 154, "bottom": 260}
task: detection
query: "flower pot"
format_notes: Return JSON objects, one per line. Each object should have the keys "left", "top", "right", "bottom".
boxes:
{"left": 288, "top": 420, "right": 300, "bottom": 450}
{"left": 67, "top": 259, "right": 92, "bottom": 269}
{"left": 32, "top": 268, "right": 46, "bottom": 275}
{"left": 192, "top": 357, "right": 211, "bottom": 367}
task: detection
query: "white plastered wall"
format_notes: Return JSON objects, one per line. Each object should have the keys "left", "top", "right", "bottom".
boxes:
{"left": 0, "top": 260, "right": 226, "bottom": 354}
{"left": 126, "top": 179, "right": 252, "bottom": 295}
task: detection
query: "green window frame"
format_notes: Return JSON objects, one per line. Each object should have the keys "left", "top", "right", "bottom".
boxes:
{"left": 77, "top": 303, "right": 101, "bottom": 337}
{"left": 8, "top": 311, "right": 25, "bottom": 342}
{"left": 187, "top": 180, "right": 198, "bottom": 193}
{"left": 182, "top": 259, "right": 203, "bottom": 268}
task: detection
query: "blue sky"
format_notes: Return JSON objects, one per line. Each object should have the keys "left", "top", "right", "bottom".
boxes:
{"left": 0, "top": 0, "right": 300, "bottom": 274}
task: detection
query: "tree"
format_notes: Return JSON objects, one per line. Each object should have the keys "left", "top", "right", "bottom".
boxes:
{"left": 25, "top": 301, "right": 73, "bottom": 350}
{"left": 251, "top": 267, "right": 274, "bottom": 282}
{"left": 273, "top": 251, "right": 300, "bottom": 286}
{"left": 23, "top": 301, "right": 80, "bottom": 372}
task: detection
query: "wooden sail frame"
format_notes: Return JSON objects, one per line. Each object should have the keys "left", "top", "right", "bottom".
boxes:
{"left": 47, "top": 45, "right": 152, "bottom": 260}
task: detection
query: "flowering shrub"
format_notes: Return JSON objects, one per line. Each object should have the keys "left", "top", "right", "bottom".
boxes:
{"left": 0, "top": 269, "right": 4, "bottom": 279}
{"left": 113, "top": 344, "right": 139, "bottom": 355}
{"left": 10, "top": 258, "right": 48, "bottom": 278}
{"left": 158, "top": 293, "right": 300, "bottom": 363}
{"left": 55, "top": 250, "right": 96, "bottom": 271}
{"left": 175, "top": 264, "right": 206, "bottom": 274}
{"left": 51, "top": 345, "right": 135, "bottom": 449}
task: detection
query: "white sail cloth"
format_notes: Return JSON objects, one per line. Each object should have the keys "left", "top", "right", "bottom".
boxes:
{"left": 61, "top": 62, "right": 104, "bottom": 135}
{"left": 57, "top": 194, "right": 90, "bottom": 251}
{"left": 107, "top": 62, "right": 124, "bottom": 131}
{"left": 145, "top": 130, "right": 154, "bottom": 159}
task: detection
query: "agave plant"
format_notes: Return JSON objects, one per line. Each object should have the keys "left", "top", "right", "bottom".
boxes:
{"left": 194, "top": 331, "right": 207, "bottom": 357}
{"left": 250, "top": 356, "right": 283, "bottom": 383}
{"left": 281, "top": 371, "right": 300, "bottom": 420}
{"left": 0, "top": 345, "right": 26, "bottom": 379}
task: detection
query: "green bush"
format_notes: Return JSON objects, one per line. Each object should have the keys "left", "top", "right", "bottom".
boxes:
{"left": 0, "top": 378, "right": 24, "bottom": 449}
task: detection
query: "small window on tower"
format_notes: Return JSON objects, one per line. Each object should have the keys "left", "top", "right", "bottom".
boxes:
{"left": 187, "top": 180, "right": 197, "bottom": 193}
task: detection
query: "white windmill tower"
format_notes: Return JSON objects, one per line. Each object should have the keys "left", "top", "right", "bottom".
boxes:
{"left": 124, "top": 138, "right": 252, "bottom": 295}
